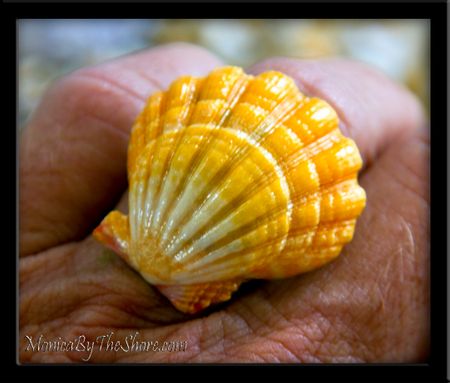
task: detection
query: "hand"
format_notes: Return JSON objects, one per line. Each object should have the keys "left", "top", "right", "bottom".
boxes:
{"left": 19, "top": 43, "right": 429, "bottom": 363}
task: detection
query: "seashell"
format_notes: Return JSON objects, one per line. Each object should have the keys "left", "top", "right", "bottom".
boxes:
{"left": 93, "top": 66, "right": 366, "bottom": 314}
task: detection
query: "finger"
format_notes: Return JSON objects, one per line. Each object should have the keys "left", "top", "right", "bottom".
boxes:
{"left": 303, "top": 131, "right": 429, "bottom": 361}
{"left": 332, "top": 130, "right": 429, "bottom": 361}
{"left": 20, "top": 43, "right": 223, "bottom": 256}
{"left": 248, "top": 57, "right": 426, "bottom": 167}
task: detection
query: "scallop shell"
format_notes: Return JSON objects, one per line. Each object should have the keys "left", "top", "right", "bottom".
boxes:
{"left": 93, "top": 66, "right": 366, "bottom": 313}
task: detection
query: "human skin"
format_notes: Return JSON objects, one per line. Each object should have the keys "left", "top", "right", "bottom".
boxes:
{"left": 19, "top": 43, "right": 429, "bottom": 363}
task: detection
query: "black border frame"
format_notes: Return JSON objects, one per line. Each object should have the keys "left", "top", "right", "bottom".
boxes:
{"left": 6, "top": 2, "right": 447, "bottom": 382}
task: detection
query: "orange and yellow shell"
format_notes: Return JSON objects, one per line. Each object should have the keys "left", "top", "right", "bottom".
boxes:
{"left": 93, "top": 66, "right": 366, "bottom": 314}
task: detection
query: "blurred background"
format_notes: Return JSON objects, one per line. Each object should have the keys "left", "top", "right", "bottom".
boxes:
{"left": 18, "top": 19, "right": 429, "bottom": 129}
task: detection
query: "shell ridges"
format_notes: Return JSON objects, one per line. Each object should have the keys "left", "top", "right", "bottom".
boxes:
{"left": 93, "top": 66, "right": 366, "bottom": 313}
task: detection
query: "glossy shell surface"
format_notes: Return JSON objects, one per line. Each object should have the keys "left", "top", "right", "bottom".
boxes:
{"left": 93, "top": 66, "right": 366, "bottom": 313}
